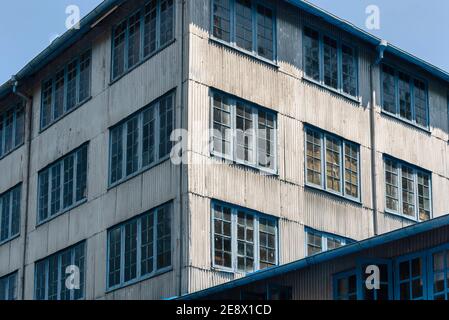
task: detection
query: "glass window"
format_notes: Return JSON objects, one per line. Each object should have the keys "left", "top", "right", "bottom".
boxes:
{"left": 398, "top": 72, "right": 412, "bottom": 121}
{"left": 211, "top": 91, "right": 277, "bottom": 173}
{"left": 342, "top": 44, "right": 357, "bottom": 96}
{"left": 112, "top": 0, "right": 175, "bottom": 80}
{"left": 213, "top": 202, "right": 278, "bottom": 273}
{"left": 360, "top": 262, "right": 391, "bottom": 300}
{"left": 397, "top": 257, "right": 425, "bottom": 300}
{"left": 431, "top": 249, "right": 449, "bottom": 300}
{"left": 107, "top": 203, "right": 172, "bottom": 289}
{"left": 0, "top": 185, "right": 21, "bottom": 243}
{"left": 323, "top": 36, "right": 338, "bottom": 89}
{"left": 212, "top": 0, "right": 275, "bottom": 61}
{"left": 109, "top": 93, "right": 175, "bottom": 186}
{"left": 306, "top": 228, "right": 352, "bottom": 256}
{"left": 305, "top": 127, "right": 360, "bottom": 201}
{"left": 38, "top": 144, "right": 88, "bottom": 224}
{"left": 0, "top": 102, "right": 26, "bottom": 158}
{"left": 334, "top": 272, "right": 357, "bottom": 300}
{"left": 384, "top": 158, "right": 431, "bottom": 221}
{"left": 34, "top": 242, "right": 85, "bottom": 300}
{"left": 40, "top": 50, "right": 92, "bottom": 129}
{"left": 0, "top": 272, "right": 18, "bottom": 301}
{"left": 303, "top": 27, "right": 320, "bottom": 82}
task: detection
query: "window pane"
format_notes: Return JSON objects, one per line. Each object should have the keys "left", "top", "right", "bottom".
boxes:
{"left": 257, "top": 5, "right": 274, "bottom": 60}
{"left": 66, "top": 60, "right": 78, "bottom": 111}
{"left": 75, "top": 146, "right": 88, "bottom": 202}
{"left": 212, "top": 94, "right": 232, "bottom": 157}
{"left": 259, "top": 218, "right": 276, "bottom": 269}
{"left": 128, "top": 12, "right": 142, "bottom": 69}
{"left": 417, "top": 172, "right": 431, "bottom": 221}
{"left": 213, "top": 0, "right": 231, "bottom": 42}
{"left": 10, "top": 187, "right": 21, "bottom": 237}
{"left": 214, "top": 205, "right": 232, "bottom": 268}
{"left": 144, "top": 1, "right": 157, "bottom": 56}
{"left": 50, "top": 163, "right": 62, "bottom": 216}
{"left": 124, "top": 221, "right": 138, "bottom": 282}
{"left": 382, "top": 65, "right": 396, "bottom": 114}
{"left": 73, "top": 243, "right": 85, "bottom": 300}
{"left": 306, "top": 129, "right": 322, "bottom": 186}
{"left": 7, "top": 273, "right": 17, "bottom": 300}
{"left": 3, "top": 109, "right": 14, "bottom": 153}
{"left": 41, "top": 79, "right": 53, "bottom": 128}
{"left": 110, "top": 126, "right": 124, "bottom": 184}
{"left": 63, "top": 155, "right": 75, "bottom": 208}
{"left": 79, "top": 51, "right": 91, "bottom": 102}
{"left": 399, "top": 72, "right": 412, "bottom": 121}
{"left": 126, "top": 117, "right": 139, "bottom": 176}
{"left": 160, "top": 0, "right": 174, "bottom": 46}
{"left": 342, "top": 45, "right": 357, "bottom": 96}
{"left": 112, "top": 20, "right": 127, "bottom": 79}
{"left": 414, "top": 79, "right": 428, "bottom": 127}
{"left": 235, "top": 0, "right": 253, "bottom": 52}
{"left": 385, "top": 159, "right": 399, "bottom": 212}
{"left": 0, "top": 192, "right": 10, "bottom": 241}
{"left": 304, "top": 27, "right": 320, "bottom": 81}
{"left": 47, "top": 255, "right": 59, "bottom": 300}
{"left": 142, "top": 107, "right": 156, "bottom": 167}
{"left": 307, "top": 232, "right": 322, "bottom": 256}
{"left": 159, "top": 94, "right": 174, "bottom": 159}
{"left": 14, "top": 103, "right": 25, "bottom": 147}
{"left": 38, "top": 170, "right": 50, "bottom": 222}
{"left": 59, "top": 249, "right": 72, "bottom": 300}
{"left": 327, "top": 237, "right": 343, "bottom": 250}
{"left": 236, "top": 102, "right": 254, "bottom": 164}
{"left": 156, "top": 205, "right": 171, "bottom": 269}
{"left": 325, "top": 136, "right": 341, "bottom": 193}
{"left": 257, "top": 110, "right": 275, "bottom": 170}
{"left": 35, "top": 261, "right": 47, "bottom": 300}
{"left": 141, "top": 212, "right": 154, "bottom": 275}
{"left": 344, "top": 143, "right": 359, "bottom": 198}
{"left": 54, "top": 69, "right": 65, "bottom": 120}
{"left": 237, "top": 211, "right": 254, "bottom": 273}
{"left": 108, "top": 227, "right": 122, "bottom": 288}
{"left": 401, "top": 166, "right": 415, "bottom": 218}
{"left": 323, "top": 36, "right": 338, "bottom": 89}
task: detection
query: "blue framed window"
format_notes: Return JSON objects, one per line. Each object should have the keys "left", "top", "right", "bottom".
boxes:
{"left": 0, "top": 184, "right": 21, "bottom": 244}
{"left": 357, "top": 259, "right": 393, "bottom": 300}
{"left": 40, "top": 50, "right": 92, "bottom": 130}
{"left": 384, "top": 157, "right": 432, "bottom": 222}
{"left": 303, "top": 26, "right": 358, "bottom": 98}
{"left": 111, "top": 0, "right": 175, "bottom": 80}
{"left": 211, "top": 0, "right": 276, "bottom": 61}
{"left": 305, "top": 126, "right": 361, "bottom": 201}
{"left": 109, "top": 91, "right": 174, "bottom": 186}
{"left": 0, "top": 101, "right": 25, "bottom": 158}
{"left": 0, "top": 272, "right": 18, "bottom": 301}
{"left": 107, "top": 202, "right": 172, "bottom": 290}
{"left": 429, "top": 247, "right": 449, "bottom": 300}
{"left": 212, "top": 201, "right": 278, "bottom": 273}
{"left": 34, "top": 242, "right": 85, "bottom": 300}
{"left": 305, "top": 227, "right": 353, "bottom": 256}
{"left": 381, "top": 64, "right": 429, "bottom": 129}
{"left": 38, "top": 144, "right": 88, "bottom": 224}
{"left": 333, "top": 270, "right": 357, "bottom": 300}
{"left": 395, "top": 253, "right": 427, "bottom": 300}
{"left": 210, "top": 91, "right": 277, "bottom": 174}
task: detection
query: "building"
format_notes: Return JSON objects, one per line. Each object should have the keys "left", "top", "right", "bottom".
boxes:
{"left": 176, "top": 214, "right": 449, "bottom": 300}
{"left": 0, "top": 0, "right": 448, "bottom": 300}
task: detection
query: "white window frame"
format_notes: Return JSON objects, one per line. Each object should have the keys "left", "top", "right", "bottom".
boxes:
{"left": 305, "top": 227, "right": 353, "bottom": 257}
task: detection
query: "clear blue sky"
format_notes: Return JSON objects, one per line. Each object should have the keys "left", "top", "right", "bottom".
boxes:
{"left": 1, "top": 0, "right": 448, "bottom": 84}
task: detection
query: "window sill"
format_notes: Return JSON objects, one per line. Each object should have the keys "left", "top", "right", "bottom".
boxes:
{"left": 36, "top": 198, "right": 88, "bottom": 228}
{"left": 304, "top": 183, "right": 362, "bottom": 206}
{"left": 109, "top": 39, "right": 177, "bottom": 86}
{"left": 211, "top": 154, "right": 278, "bottom": 177}
{"left": 302, "top": 76, "right": 362, "bottom": 105}
{"left": 108, "top": 156, "right": 171, "bottom": 191}
{"left": 39, "top": 96, "right": 93, "bottom": 134}
{"left": 383, "top": 209, "right": 428, "bottom": 223}
{"left": 0, "top": 233, "right": 20, "bottom": 247}
{"left": 209, "top": 37, "right": 279, "bottom": 69}
{"left": 380, "top": 110, "right": 431, "bottom": 134}
{"left": 0, "top": 142, "right": 25, "bottom": 162}
{"left": 105, "top": 267, "right": 173, "bottom": 294}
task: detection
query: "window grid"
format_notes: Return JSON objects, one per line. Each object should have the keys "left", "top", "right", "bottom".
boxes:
{"left": 112, "top": 0, "right": 175, "bottom": 80}
{"left": 0, "top": 272, "right": 18, "bottom": 301}
{"left": 305, "top": 127, "right": 360, "bottom": 201}
{"left": 211, "top": 91, "right": 277, "bottom": 174}
{"left": 0, "top": 185, "right": 21, "bottom": 244}
{"left": 303, "top": 26, "right": 358, "bottom": 98}
{"left": 396, "top": 256, "right": 426, "bottom": 300}
{"left": 305, "top": 228, "right": 351, "bottom": 257}
{"left": 384, "top": 157, "right": 432, "bottom": 222}
{"left": 334, "top": 271, "right": 357, "bottom": 300}
{"left": 381, "top": 63, "right": 429, "bottom": 129}
{"left": 431, "top": 249, "right": 449, "bottom": 300}
{"left": 34, "top": 242, "right": 85, "bottom": 300}
{"left": 107, "top": 203, "right": 172, "bottom": 290}
{"left": 0, "top": 102, "right": 25, "bottom": 159}
{"left": 109, "top": 92, "right": 175, "bottom": 186}
{"left": 212, "top": 202, "right": 278, "bottom": 274}
{"left": 211, "top": 0, "right": 276, "bottom": 61}
{"left": 38, "top": 144, "right": 88, "bottom": 224}
{"left": 40, "top": 50, "right": 92, "bottom": 130}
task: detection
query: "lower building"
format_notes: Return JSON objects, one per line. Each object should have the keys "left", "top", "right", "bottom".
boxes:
{"left": 177, "top": 214, "right": 449, "bottom": 300}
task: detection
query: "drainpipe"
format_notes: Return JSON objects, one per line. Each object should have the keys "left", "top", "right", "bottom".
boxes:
{"left": 11, "top": 77, "right": 32, "bottom": 300}
{"left": 369, "top": 40, "right": 387, "bottom": 236}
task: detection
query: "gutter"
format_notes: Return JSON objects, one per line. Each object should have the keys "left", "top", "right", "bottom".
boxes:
{"left": 11, "top": 79, "right": 32, "bottom": 300}
{"left": 369, "top": 40, "right": 387, "bottom": 236}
